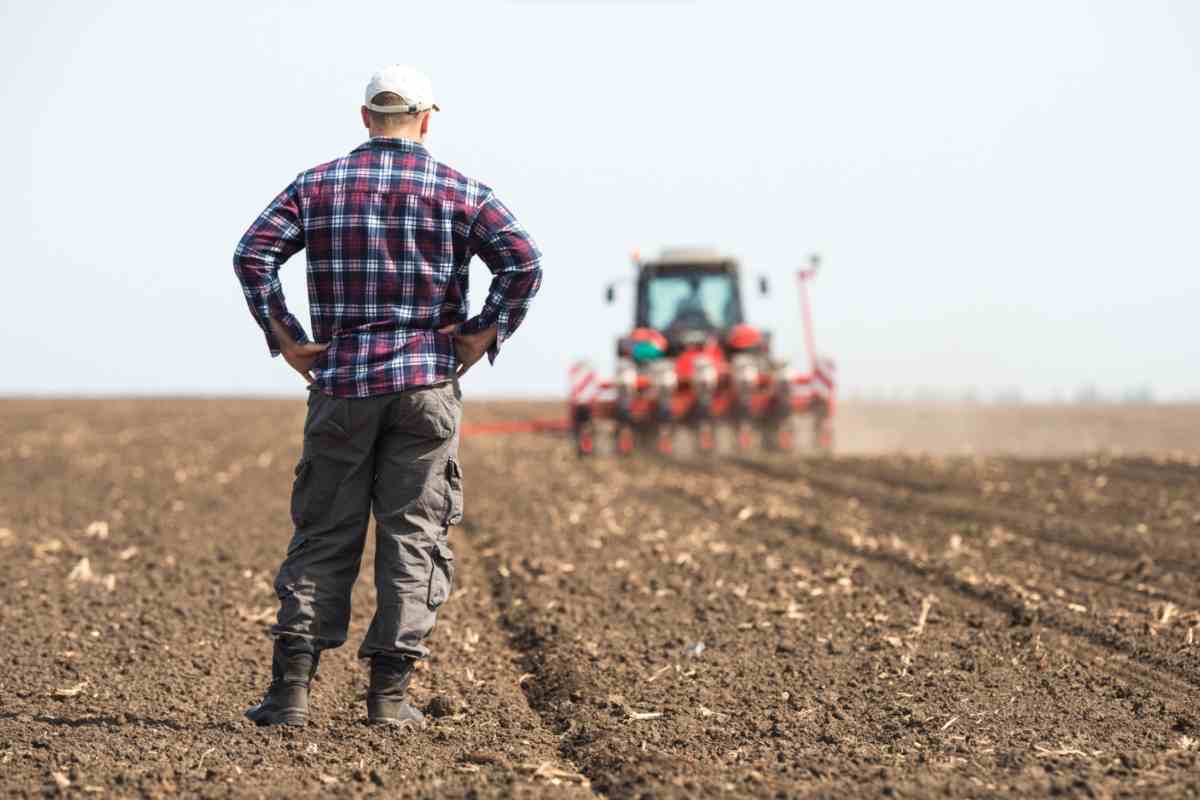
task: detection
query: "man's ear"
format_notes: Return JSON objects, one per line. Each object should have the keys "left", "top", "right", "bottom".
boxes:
{"left": 420, "top": 111, "right": 431, "bottom": 137}
{"left": 361, "top": 106, "right": 371, "bottom": 131}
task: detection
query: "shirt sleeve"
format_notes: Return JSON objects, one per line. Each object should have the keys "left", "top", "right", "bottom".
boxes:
{"left": 232, "top": 181, "right": 309, "bottom": 356}
{"left": 458, "top": 192, "right": 543, "bottom": 364}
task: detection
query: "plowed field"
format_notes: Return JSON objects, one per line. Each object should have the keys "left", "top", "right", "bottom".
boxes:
{"left": 2, "top": 400, "right": 1199, "bottom": 798}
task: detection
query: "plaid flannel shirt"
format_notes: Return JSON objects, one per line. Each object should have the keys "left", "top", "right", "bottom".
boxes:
{"left": 234, "top": 137, "right": 542, "bottom": 397}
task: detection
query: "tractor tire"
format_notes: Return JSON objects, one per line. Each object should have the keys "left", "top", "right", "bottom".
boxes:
{"left": 614, "top": 425, "right": 636, "bottom": 457}
{"left": 812, "top": 406, "right": 834, "bottom": 455}
{"left": 762, "top": 415, "right": 797, "bottom": 453}
{"left": 574, "top": 422, "right": 596, "bottom": 458}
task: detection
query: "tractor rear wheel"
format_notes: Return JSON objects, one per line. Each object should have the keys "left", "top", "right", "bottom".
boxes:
{"left": 574, "top": 421, "right": 596, "bottom": 458}
{"left": 614, "top": 424, "right": 636, "bottom": 456}
{"left": 812, "top": 406, "right": 834, "bottom": 454}
{"left": 762, "top": 415, "right": 797, "bottom": 453}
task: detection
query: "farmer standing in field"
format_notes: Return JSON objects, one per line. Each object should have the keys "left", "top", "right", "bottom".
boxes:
{"left": 232, "top": 65, "right": 542, "bottom": 727}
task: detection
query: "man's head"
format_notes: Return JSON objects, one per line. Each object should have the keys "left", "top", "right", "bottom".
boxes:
{"left": 361, "top": 92, "right": 432, "bottom": 140}
{"left": 361, "top": 64, "right": 439, "bottom": 142}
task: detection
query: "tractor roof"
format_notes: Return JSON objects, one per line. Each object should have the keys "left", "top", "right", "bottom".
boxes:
{"left": 641, "top": 248, "right": 739, "bottom": 273}
{"left": 652, "top": 247, "right": 731, "bottom": 265}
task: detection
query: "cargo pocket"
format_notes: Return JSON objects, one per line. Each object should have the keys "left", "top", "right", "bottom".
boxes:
{"left": 443, "top": 458, "right": 464, "bottom": 527}
{"left": 427, "top": 541, "right": 456, "bottom": 610}
{"left": 290, "top": 458, "right": 313, "bottom": 528}
{"left": 289, "top": 456, "right": 337, "bottom": 530}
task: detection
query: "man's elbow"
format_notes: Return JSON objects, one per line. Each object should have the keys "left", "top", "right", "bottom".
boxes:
{"left": 232, "top": 238, "right": 253, "bottom": 277}
{"left": 233, "top": 244, "right": 271, "bottom": 283}
{"left": 525, "top": 261, "right": 544, "bottom": 298}
{"left": 503, "top": 265, "right": 542, "bottom": 305}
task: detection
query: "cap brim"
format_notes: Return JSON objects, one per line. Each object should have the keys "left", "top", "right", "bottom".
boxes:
{"left": 364, "top": 101, "right": 440, "bottom": 114}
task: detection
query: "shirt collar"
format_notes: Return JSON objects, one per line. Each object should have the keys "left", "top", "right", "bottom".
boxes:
{"left": 354, "top": 137, "right": 429, "bottom": 156}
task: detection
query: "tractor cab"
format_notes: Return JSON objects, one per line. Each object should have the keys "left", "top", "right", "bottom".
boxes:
{"left": 610, "top": 249, "right": 768, "bottom": 358}
{"left": 638, "top": 255, "right": 743, "bottom": 352}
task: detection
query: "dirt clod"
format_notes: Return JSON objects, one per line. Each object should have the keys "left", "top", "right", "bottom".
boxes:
{"left": 425, "top": 694, "right": 458, "bottom": 719}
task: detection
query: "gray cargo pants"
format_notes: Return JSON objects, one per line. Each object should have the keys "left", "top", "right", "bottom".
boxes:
{"left": 269, "top": 380, "right": 462, "bottom": 661}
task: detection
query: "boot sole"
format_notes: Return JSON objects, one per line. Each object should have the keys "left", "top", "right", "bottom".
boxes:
{"left": 366, "top": 717, "right": 424, "bottom": 729}
{"left": 245, "top": 709, "right": 308, "bottom": 727}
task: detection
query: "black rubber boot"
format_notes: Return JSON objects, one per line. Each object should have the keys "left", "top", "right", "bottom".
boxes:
{"left": 366, "top": 655, "right": 425, "bottom": 727}
{"left": 245, "top": 638, "right": 319, "bottom": 726}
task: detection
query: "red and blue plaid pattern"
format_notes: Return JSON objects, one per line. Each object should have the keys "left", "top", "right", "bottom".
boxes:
{"left": 234, "top": 137, "right": 542, "bottom": 397}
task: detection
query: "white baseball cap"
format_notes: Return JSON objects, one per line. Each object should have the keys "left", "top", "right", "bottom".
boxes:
{"left": 364, "top": 64, "right": 440, "bottom": 114}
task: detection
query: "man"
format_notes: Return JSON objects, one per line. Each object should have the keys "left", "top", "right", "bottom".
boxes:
{"left": 232, "top": 64, "right": 542, "bottom": 727}
{"left": 670, "top": 279, "right": 713, "bottom": 330}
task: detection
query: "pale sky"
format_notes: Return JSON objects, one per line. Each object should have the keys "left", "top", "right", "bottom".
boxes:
{"left": 4, "top": 0, "right": 1197, "bottom": 399}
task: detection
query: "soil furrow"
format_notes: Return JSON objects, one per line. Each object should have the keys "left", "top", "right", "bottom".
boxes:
{"left": 460, "top": 522, "right": 602, "bottom": 797}
{"left": 733, "top": 454, "right": 1200, "bottom": 579}
{"left": 1103, "top": 458, "right": 1200, "bottom": 486}
{"left": 654, "top": 460, "right": 1200, "bottom": 701}
{"left": 784, "top": 458, "right": 1200, "bottom": 612}
{"left": 665, "top": 454, "right": 1200, "bottom": 613}
{"left": 771, "top": 454, "right": 1198, "bottom": 550}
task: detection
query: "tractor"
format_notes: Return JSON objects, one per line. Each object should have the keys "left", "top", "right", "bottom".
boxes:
{"left": 569, "top": 249, "right": 835, "bottom": 456}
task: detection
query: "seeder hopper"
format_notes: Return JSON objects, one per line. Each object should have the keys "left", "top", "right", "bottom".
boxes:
{"left": 569, "top": 250, "right": 836, "bottom": 457}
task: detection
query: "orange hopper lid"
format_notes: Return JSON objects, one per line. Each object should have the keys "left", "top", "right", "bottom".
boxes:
{"left": 727, "top": 324, "right": 763, "bottom": 350}
{"left": 630, "top": 328, "right": 668, "bottom": 351}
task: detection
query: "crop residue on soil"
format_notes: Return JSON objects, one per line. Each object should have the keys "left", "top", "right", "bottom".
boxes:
{"left": 1, "top": 399, "right": 1199, "bottom": 798}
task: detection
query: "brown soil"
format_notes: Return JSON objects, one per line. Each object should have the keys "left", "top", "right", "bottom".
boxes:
{"left": 1, "top": 399, "right": 1198, "bottom": 798}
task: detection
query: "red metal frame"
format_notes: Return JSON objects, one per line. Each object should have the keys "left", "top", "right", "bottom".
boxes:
{"left": 461, "top": 418, "right": 570, "bottom": 438}
{"left": 797, "top": 258, "right": 820, "bottom": 376}
{"left": 464, "top": 256, "right": 835, "bottom": 446}
{"left": 571, "top": 370, "right": 827, "bottom": 423}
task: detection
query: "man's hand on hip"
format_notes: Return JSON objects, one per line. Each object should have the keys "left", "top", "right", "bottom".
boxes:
{"left": 269, "top": 317, "right": 328, "bottom": 384}
{"left": 439, "top": 324, "right": 497, "bottom": 378}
